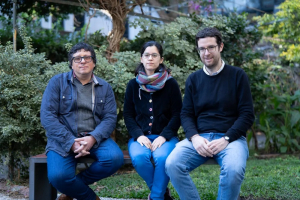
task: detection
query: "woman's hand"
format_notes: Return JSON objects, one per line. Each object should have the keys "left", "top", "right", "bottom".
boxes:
{"left": 137, "top": 135, "right": 152, "bottom": 149}
{"left": 151, "top": 136, "right": 166, "bottom": 151}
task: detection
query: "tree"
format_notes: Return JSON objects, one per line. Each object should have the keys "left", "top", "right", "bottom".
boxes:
{"left": 81, "top": 0, "right": 145, "bottom": 62}
{"left": 0, "top": 0, "right": 83, "bottom": 23}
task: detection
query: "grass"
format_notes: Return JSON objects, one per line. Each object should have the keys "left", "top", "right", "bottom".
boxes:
{"left": 92, "top": 155, "right": 300, "bottom": 200}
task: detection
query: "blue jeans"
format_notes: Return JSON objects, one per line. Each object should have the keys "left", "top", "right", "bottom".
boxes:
{"left": 47, "top": 138, "right": 124, "bottom": 200}
{"left": 165, "top": 133, "right": 248, "bottom": 200}
{"left": 128, "top": 135, "right": 178, "bottom": 200}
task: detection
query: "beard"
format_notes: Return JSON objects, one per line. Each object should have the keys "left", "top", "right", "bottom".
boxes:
{"left": 202, "top": 56, "right": 221, "bottom": 70}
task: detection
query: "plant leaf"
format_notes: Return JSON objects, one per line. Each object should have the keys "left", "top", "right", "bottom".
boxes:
{"left": 280, "top": 146, "right": 287, "bottom": 153}
{"left": 290, "top": 111, "right": 300, "bottom": 128}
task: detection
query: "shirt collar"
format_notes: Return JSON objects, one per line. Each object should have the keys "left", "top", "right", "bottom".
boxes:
{"left": 203, "top": 60, "right": 225, "bottom": 76}
{"left": 72, "top": 71, "right": 96, "bottom": 84}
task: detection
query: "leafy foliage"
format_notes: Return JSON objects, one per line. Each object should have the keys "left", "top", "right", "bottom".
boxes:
{"left": 0, "top": 0, "right": 83, "bottom": 21}
{"left": 0, "top": 26, "right": 51, "bottom": 179}
{"left": 253, "top": 0, "right": 300, "bottom": 153}
{"left": 255, "top": 0, "right": 300, "bottom": 63}
{"left": 258, "top": 65, "right": 300, "bottom": 153}
{"left": 0, "top": 15, "right": 90, "bottom": 64}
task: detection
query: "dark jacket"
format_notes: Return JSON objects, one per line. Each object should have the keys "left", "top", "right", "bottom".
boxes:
{"left": 40, "top": 70, "right": 117, "bottom": 157}
{"left": 181, "top": 64, "right": 255, "bottom": 142}
{"left": 123, "top": 78, "right": 182, "bottom": 140}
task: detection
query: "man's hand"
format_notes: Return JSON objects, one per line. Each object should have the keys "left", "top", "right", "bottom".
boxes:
{"left": 151, "top": 136, "right": 166, "bottom": 152}
{"left": 207, "top": 137, "right": 229, "bottom": 155}
{"left": 191, "top": 135, "right": 213, "bottom": 157}
{"left": 137, "top": 135, "right": 152, "bottom": 149}
{"left": 71, "top": 141, "right": 81, "bottom": 152}
{"left": 73, "top": 136, "right": 96, "bottom": 158}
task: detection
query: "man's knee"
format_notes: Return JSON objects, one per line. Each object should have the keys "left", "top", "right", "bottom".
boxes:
{"left": 104, "top": 148, "right": 124, "bottom": 172}
{"left": 48, "top": 170, "right": 75, "bottom": 187}
{"left": 100, "top": 139, "right": 124, "bottom": 168}
{"left": 165, "top": 153, "right": 181, "bottom": 176}
{"left": 111, "top": 149, "right": 124, "bottom": 169}
{"left": 221, "top": 162, "right": 246, "bottom": 183}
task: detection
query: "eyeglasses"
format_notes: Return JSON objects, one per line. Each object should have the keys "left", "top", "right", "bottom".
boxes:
{"left": 72, "top": 56, "right": 93, "bottom": 63}
{"left": 142, "top": 53, "right": 160, "bottom": 59}
{"left": 197, "top": 45, "right": 218, "bottom": 54}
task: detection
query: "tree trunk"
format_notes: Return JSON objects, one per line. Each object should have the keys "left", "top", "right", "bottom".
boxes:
{"left": 8, "top": 142, "right": 15, "bottom": 181}
{"left": 106, "top": 15, "right": 126, "bottom": 62}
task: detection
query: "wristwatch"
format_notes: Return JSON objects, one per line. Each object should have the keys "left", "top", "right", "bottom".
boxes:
{"left": 224, "top": 136, "right": 230, "bottom": 142}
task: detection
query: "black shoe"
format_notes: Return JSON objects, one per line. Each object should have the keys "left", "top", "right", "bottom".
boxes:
{"left": 164, "top": 188, "right": 174, "bottom": 200}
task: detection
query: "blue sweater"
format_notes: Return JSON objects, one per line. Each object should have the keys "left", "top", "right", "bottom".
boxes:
{"left": 181, "top": 64, "right": 254, "bottom": 142}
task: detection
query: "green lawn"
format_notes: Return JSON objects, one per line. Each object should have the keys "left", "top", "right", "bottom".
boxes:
{"left": 92, "top": 155, "right": 300, "bottom": 200}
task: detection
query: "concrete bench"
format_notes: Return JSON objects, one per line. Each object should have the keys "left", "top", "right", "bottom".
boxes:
{"left": 29, "top": 151, "right": 131, "bottom": 200}
{"left": 29, "top": 151, "right": 228, "bottom": 200}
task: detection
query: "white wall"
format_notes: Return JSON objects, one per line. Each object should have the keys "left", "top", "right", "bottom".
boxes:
{"left": 128, "top": 6, "right": 162, "bottom": 40}
{"left": 64, "top": 14, "right": 74, "bottom": 32}
{"left": 41, "top": 15, "right": 52, "bottom": 29}
{"left": 85, "top": 10, "right": 113, "bottom": 35}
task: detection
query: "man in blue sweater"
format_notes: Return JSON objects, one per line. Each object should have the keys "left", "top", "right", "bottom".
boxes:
{"left": 165, "top": 27, "right": 254, "bottom": 200}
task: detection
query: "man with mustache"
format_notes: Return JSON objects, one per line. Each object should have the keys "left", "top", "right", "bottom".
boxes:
{"left": 40, "top": 42, "right": 123, "bottom": 200}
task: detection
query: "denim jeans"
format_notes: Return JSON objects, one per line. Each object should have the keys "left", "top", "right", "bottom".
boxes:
{"left": 47, "top": 138, "right": 124, "bottom": 200}
{"left": 128, "top": 135, "right": 178, "bottom": 200}
{"left": 165, "top": 133, "right": 248, "bottom": 200}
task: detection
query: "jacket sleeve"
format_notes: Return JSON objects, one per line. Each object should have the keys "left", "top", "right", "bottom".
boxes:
{"left": 181, "top": 75, "right": 199, "bottom": 140}
{"left": 160, "top": 79, "right": 182, "bottom": 140}
{"left": 123, "top": 80, "right": 144, "bottom": 140}
{"left": 225, "top": 70, "right": 255, "bottom": 142}
{"left": 89, "top": 84, "right": 117, "bottom": 147}
{"left": 40, "top": 76, "right": 76, "bottom": 153}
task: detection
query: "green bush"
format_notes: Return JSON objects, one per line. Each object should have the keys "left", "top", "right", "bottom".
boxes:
{"left": 0, "top": 26, "right": 51, "bottom": 180}
{"left": 258, "top": 65, "right": 300, "bottom": 153}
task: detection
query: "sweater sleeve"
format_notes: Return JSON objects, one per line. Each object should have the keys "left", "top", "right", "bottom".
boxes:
{"left": 160, "top": 79, "right": 182, "bottom": 140}
{"left": 181, "top": 75, "right": 199, "bottom": 139}
{"left": 225, "top": 70, "right": 255, "bottom": 142}
{"left": 123, "top": 80, "right": 144, "bottom": 140}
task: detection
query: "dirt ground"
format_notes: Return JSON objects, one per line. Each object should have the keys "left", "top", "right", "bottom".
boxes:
{"left": 0, "top": 179, "right": 29, "bottom": 199}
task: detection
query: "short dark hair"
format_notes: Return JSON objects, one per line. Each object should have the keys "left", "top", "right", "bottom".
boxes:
{"left": 135, "top": 41, "right": 170, "bottom": 76}
{"left": 195, "top": 27, "right": 223, "bottom": 48}
{"left": 68, "top": 42, "right": 97, "bottom": 69}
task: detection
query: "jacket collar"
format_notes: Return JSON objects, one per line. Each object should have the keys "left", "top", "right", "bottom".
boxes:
{"left": 68, "top": 70, "right": 103, "bottom": 86}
